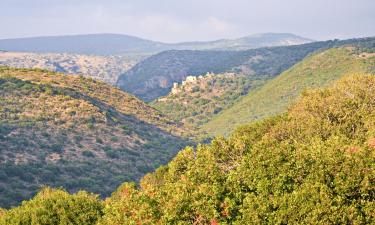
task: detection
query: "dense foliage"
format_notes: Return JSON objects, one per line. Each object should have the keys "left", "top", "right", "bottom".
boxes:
{"left": 0, "top": 188, "right": 103, "bottom": 225}
{"left": 204, "top": 46, "right": 375, "bottom": 136}
{"left": 0, "top": 67, "right": 189, "bottom": 208}
{"left": 100, "top": 74, "right": 375, "bottom": 224}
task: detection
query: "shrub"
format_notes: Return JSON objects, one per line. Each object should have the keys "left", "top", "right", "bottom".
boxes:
{"left": 82, "top": 150, "right": 95, "bottom": 158}
{"left": 0, "top": 188, "right": 103, "bottom": 225}
{"left": 101, "top": 74, "right": 375, "bottom": 224}
{"left": 105, "top": 150, "right": 119, "bottom": 159}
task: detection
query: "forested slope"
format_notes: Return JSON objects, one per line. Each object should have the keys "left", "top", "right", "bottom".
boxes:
{"left": 1, "top": 74, "right": 374, "bottom": 224}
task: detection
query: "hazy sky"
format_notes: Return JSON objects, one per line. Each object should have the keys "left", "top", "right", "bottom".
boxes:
{"left": 1, "top": 0, "right": 374, "bottom": 42}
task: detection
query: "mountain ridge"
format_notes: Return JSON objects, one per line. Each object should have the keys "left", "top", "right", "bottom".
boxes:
{"left": 0, "top": 33, "right": 312, "bottom": 55}
{"left": 2, "top": 73, "right": 374, "bottom": 224}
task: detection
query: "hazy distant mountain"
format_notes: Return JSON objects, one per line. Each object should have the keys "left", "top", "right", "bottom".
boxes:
{"left": 0, "top": 34, "right": 164, "bottom": 55}
{"left": 173, "top": 33, "right": 313, "bottom": 50}
{"left": 0, "top": 51, "right": 143, "bottom": 84}
{"left": 0, "top": 33, "right": 312, "bottom": 55}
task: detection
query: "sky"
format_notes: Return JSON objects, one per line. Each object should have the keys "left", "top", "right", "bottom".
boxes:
{"left": 0, "top": 0, "right": 374, "bottom": 43}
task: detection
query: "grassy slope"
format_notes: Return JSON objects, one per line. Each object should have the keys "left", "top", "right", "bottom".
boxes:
{"left": 203, "top": 47, "right": 375, "bottom": 136}
{"left": 151, "top": 73, "right": 266, "bottom": 130}
{"left": 0, "top": 67, "right": 189, "bottom": 208}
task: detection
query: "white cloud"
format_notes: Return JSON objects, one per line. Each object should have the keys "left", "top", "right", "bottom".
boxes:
{"left": 123, "top": 15, "right": 238, "bottom": 42}
{"left": 0, "top": 0, "right": 374, "bottom": 41}
{"left": 203, "top": 17, "right": 234, "bottom": 33}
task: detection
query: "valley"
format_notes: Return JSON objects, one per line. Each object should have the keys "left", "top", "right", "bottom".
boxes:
{"left": 0, "top": 32, "right": 374, "bottom": 225}
{"left": 2, "top": 73, "right": 375, "bottom": 224}
{"left": 117, "top": 38, "right": 371, "bottom": 101}
{"left": 1, "top": 0, "right": 374, "bottom": 223}
{"left": 203, "top": 44, "right": 375, "bottom": 136}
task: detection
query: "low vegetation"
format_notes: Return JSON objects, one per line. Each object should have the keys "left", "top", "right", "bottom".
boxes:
{"left": 1, "top": 74, "right": 374, "bottom": 224}
{"left": 152, "top": 73, "right": 266, "bottom": 129}
{"left": 0, "top": 67, "right": 190, "bottom": 208}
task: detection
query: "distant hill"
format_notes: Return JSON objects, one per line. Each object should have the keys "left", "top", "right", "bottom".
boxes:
{"left": 117, "top": 38, "right": 361, "bottom": 101}
{"left": 175, "top": 33, "right": 313, "bottom": 50}
{"left": 0, "top": 34, "right": 164, "bottom": 55}
{"left": 0, "top": 52, "right": 142, "bottom": 84}
{"left": 0, "top": 67, "right": 190, "bottom": 208}
{"left": 203, "top": 45, "right": 375, "bottom": 136}
{"left": 0, "top": 33, "right": 311, "bottom": 55}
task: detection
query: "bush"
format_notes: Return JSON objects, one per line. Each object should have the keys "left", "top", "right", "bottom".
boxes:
{"left": 0, "top": 187, "right": 103, "bottom": 225}
{"left": 101, "top": 74, "right": 375, "bottom": 224}
{"left": 105, "top": 150, "right": 119, "bottom": 159}
{"left": 82, "top": 150, "right": 95, "bottom": 158}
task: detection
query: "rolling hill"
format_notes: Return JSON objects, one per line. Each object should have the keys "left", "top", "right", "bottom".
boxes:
{"left": 118, "top": 40, "right": 341, "bottom": 101}
{"left": 0, "top": 51, "right": 142, "bottom": 84}
{"left": 0, "top": 33, "right": 311, "bottom": 55}
{"left": 151, "top": 73, "right": 266, "bottom": 131}
{"left": 203, "top": 46, "right": 375, "bottom": 136}
{"left": 2, "top": 74, "right": 374, "bottom": 224}
{"left": 0, "top": 67, "right": 190, "bottom": 208}
{"left": 0, "top": 34, "right": 164, "bottom": 55}
{"left": 169, "top": 33, "right": 312, "bottom": 51}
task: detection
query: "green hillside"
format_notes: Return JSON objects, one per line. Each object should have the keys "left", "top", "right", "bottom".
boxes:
{"left": 151, "top": 73, "right": 266, "bottom": 130}
{"left": 117, "top": 40, "right": 336, "bottom": 101}
{"left": 203, "top": 47, "right": 375, "bottom": 136}
{"left": 2, "top": 74, "right": 374, "bottom": 224}
{"left": 0, "top": 67, "right": 190, "bottom": 208}
{"left": 117, "top": 37, "right": 374, "bottom": 101}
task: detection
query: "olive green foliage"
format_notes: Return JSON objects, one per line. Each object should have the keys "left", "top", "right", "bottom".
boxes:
{"left": 204, "top": 46, "right": 375, "bottom": 136}
{"left": 0, "top": 67, "right": 189, "bottom": 208}
{"left": 152, "top": 73, "right": 265, "bottom": 129}
{"left": 98, "top": 183, "right": 160, "bottom": 225}
{"left": 0, "top": 187, "right": 103, "bottom": 225}
{"left": 100, "top": 74, "right": 375, "bottom": 224}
